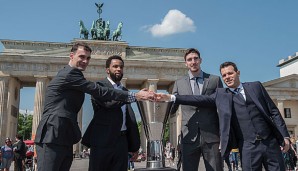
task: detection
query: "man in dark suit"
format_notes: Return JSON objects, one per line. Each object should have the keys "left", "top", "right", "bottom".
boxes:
{"left": 34, "top": 43, "right": 153, "bottom": 171}
{"left": 82, "top": 55, "right": 140, "bottom": 171}
{"left": 13, "top": 134, "right": 26, "bottom": 171}
{"left": 158, "top": 61, "right": 290, "bottom": 171}
{"left": 171, "top": 48, "right": 223, "bottom": 171}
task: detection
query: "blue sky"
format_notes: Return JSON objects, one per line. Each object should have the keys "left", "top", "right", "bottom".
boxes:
{"left": 1, "top": 0, "right": 298, "bottom": 131}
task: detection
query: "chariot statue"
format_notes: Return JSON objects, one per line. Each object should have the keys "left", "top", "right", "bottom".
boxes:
{"left": 78, "top": 1, "right": 123, "bottom": 41}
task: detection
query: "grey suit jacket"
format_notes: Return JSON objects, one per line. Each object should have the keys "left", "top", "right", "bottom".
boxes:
{"left": 35, "top": 65, "right": 130, "bottom": 146}
{"left": 175, "top": 81, "right": 290, "bottom": 157}
{"left": 82, "top": 78, "right": 141, "bottom": 152}
{"left": 171, "top": 72, "right": 223, "bottom": 144}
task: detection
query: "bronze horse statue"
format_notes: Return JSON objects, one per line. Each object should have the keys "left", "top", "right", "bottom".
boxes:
{"left": 79, "top": 20, "right": 89, "bottom": 39}
{"left": 103, "top": 20, "right": 110, "bottom": 40}
{"left": 112, "top": 22, "right": 123, "bottom": 41}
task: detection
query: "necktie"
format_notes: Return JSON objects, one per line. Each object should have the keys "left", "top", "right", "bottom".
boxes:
{"left": 233, "top": 88, "right": 245, "bottom": 101}
{"left": 193, "top": 77, "right": 200, "bottom": 95}
{"left": 233, "top": 88, "right": 240, "bottom": 94}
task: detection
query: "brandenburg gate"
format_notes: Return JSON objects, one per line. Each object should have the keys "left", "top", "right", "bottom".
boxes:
{"left": 0, "top": 39, "right": 187, "bottom": 151}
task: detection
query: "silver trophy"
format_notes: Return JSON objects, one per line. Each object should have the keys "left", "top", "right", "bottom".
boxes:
{"left": 136, "top": 101, "right": 176, "bottom": 171}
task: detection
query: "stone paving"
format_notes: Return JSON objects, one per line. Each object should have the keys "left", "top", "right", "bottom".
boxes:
{"left": 9, "top": 157, "right": 239, "bottom": 171}
{"left": 69, "top": 157, "right": 238, "bottom": 171}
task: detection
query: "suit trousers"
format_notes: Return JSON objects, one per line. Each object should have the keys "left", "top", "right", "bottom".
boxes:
{"left": 181, "top": 138, "right": 222, "bottom": 171}
{"left": 239, "top": 136, "right": 285, "bottom": 171}
{"left": 89, "top": 134, "right": 128, "bottom": 171}
{"left": 36, "top": 143, "right": 73, "bottom": 171}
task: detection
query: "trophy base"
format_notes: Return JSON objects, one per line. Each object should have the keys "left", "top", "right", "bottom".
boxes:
{"left": 135, "top": 167, "right": 176, "bottom": 171}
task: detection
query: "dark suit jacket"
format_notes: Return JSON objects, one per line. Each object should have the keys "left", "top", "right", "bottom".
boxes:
{"left": 35, "top": 65, "right": 131, "bottom": 146}
{"left": 175, "top": 81, "right": 289, "bottom": 157}
{"left": 171, "top": 72, "right": 223, "bottom": 144}
{"left": 82, "top": 78, "right": 140, "bottom": 152}
{"left": 13, "top": 140, "right": 26, "bottom": 159}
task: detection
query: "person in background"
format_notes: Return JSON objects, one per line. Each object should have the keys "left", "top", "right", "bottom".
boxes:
{"left": 34, "top": 43, "right": 153, "bottom": 171}
{"left": 82, "top": 55, "right": 141, "bottom": 171}
{"left": 283, "top": 143, "right": 297, "bottom": 171}
{"left": 231, "top": 148, "right": 239, "bottom": 171}
{"left": 128, "top": 152, "right": 135, "bottom": 171}
{"left": 0, "top": 138, "right": 14, "bottom": 171}
{"left": 13, "top": 134, "right": 26, "bottom": 171}
{"left": 170, "top": 48, "right": 223, "bottom": 171}
{"left": 176, "top": 134, "right": 182, "bottom": 171}
{"left": 170, "top": 145, "right": 176, "bottom": 166}
{"left": 223, "top": 153, "right": 232, "bottom": 171}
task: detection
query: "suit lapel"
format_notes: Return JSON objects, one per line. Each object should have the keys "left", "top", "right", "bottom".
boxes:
{"left": 183, "top": 75, "right": 194, "bottom": 95}
{"left": 202, "top": 72, "right": 210, "bottom": 94}
{"left": 243, "top": 83, "right": 267, "bottom": 115}
{"left": 99, "top": 78, "right": 113, "bottom": 88}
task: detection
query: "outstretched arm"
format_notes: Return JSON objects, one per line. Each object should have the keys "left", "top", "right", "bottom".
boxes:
{"left": 156, "top": 93, "right": 216, "bottom": 107}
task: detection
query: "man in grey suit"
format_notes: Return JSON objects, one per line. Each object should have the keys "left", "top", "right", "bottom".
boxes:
{"left": 82, "top": 55, "right": 140, "bottom": 171}
{"left": 171, "top": 48, "right": 223, "bottom": 171}
{"left": 34, "top": 42, "right": 153, "bottom": 171}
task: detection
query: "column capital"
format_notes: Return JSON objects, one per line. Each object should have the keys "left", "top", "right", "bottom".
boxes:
{"left": 143, "top": 79, "right": 159, "bottom": 92}
{"left": 34, "top": 75, "right": 48, "bottom": 79}
{"left": 121, "top": 78, "right": 127, "bottom": 87}
{"left": 277, "top": 98, "right": 286, "bottom": 102}
{"left": 147, "top": 79, "right": 159, "bottom": 83}
{"left": 0, "top": 75, "right": 11, "bottom": 80}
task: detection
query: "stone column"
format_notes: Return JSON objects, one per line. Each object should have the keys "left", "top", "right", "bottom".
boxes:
{"left": 0, "top": 76, "right": 10, "bottom": 143}
{"left": 31, "top": 76, "right": 49, "bottom": 140}
{"left": 277, "top": 99, "right": 285, "bottom": 118}
{"left": 146, "top": 79, "right": 159, "bottom": 92}
{"left": 121, "top": 78, "right": 127, "bottom": 87}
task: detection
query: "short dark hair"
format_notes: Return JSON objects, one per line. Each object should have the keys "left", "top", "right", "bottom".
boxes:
{"left": 184, "top": 48, "right": 201, "bottom": 61}
{"left": 15, "top": 134, "right": 23, "bottom": 140}
{"left": 70, "top": 42, "right": 92, "bottom": 53}
{"left": 105, "top": 55, "right": 124, "bottom": 68}
{"left": 219, "top": 61, "right": 238, "bottom": 72}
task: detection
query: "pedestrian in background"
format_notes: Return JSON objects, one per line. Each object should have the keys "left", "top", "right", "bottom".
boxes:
{"left": 128, "top": 152, "right": 135, "bottom": 171}
{"left": 231, "top": 148, "right": 239, "bottom": 171}
{"left": 170, "top": 145, "right": 176, "bottom": 166}
{"left": 0, "top": 138, "right": 14, "bottom": 171}
{"left": 13, "top": 134, "right": 26, "bottom": 171}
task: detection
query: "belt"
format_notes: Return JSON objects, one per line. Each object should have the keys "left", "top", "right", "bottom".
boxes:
{"left": 120, "top": 130, "right": 127, "bottom": 136}
{"left": 255, "top": 134, "right": 263, "bottom": 141}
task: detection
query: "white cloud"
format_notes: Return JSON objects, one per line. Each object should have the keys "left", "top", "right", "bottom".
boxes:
{"left": 147, "top": 9, "right": 196, "bottom": 37}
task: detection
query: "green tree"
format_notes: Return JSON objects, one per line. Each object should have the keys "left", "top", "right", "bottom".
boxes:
{"left": 163, "top": 121, "right": 170, "bottom": 143}
{"left": 17, "top": 113, "right": 33, "bottom": 140}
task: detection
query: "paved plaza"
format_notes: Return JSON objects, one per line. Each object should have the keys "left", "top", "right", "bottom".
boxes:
{"left": 69, "top": 158, "right": 238, "bottom": 171}
{"left": 9, "top": 157, "right": 239, "bottom": 171}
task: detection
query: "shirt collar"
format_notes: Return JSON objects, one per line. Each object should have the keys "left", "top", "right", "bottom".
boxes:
{"left": 228, "top": 83, "right": 243, "bottom": 92}
{"left": 188, "top": 70, "right": 203, "bottom": 80}
{"left": 107, "top": 77, "right": 123, "bottom": 88}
